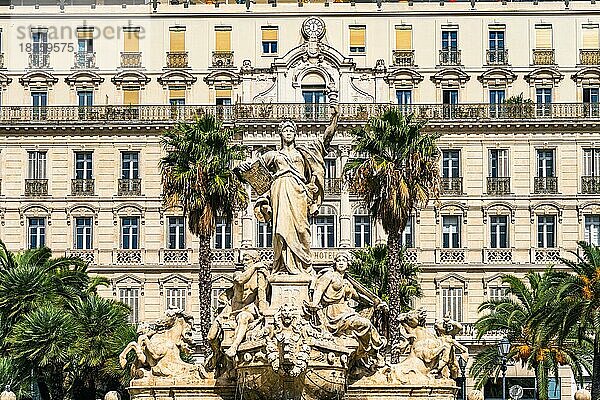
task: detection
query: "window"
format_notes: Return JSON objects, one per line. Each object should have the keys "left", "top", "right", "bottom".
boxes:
{"left": 349, "top": 26, "right": 366, "bottom": 53}
{"left": 442, "top": 150, "right": 460, "bottom": 179}
{"left": 76, "top": 29, "right": 93, "bottom": 67}
{"left": 537, "top": 149, "right": 555, "bottom": 178}
{"left": 489, "top": 30, "right": 505, "bottom": 50}
{"left": 489, "top": 90, "right": 506, "bottom": 118}
{"left": 402, "top": 218, "right": 414, "bottom": 248}
{"left": 324, "top": 159, "right": 336, "bottom": 179}
{"left": 123, "top": 28, "right": 139, "bottom": 53}
{"left": 396, "top": 90, "right": 412, "bottom": 106}
{"left": 312, "top": 215, "right": 335, "bottom": 248}
{"left": 28, "top": 217, "right": 46, "bottom": 249}
{"left": 489, "top": 149, "right": 509, "bottom": 178}
{"left": 32, "top": 30, "right": 48, "bottom": 53}
{"left": 215, "top": 218, "right": 232, "bottom": 249}
{"left": 442, "top": 90, "right": 458, "bottom": 105}
{"left": 77, "top": 90, "right": 93, "bottom": 107}
{"left": 442, "top": 216, "right": 460, "bottom": 249}
{"left": 583, "top": 88, "right": 600, "bottom": 117}
{"left": 584, "top": 149, "right": 600, "bottom": 176}
{"left": 490, "top": 216, "right": 508, "bottom": 249}
{"left": 261, "top": 27, "right": 278, "bottom": 54}
{"left": 441, "top": 30, "right": 457, "bottom": 50}
{"left": 354, "top": 215, "right": 371, "bottom": 248}
{"left": 75, "top": 151, "right": 92, "bottom": 180}
{"left": 166, "top": 288, "right": 186, "bottom": 311}
{"left": 537, "top": 215, "right": 556, "bottom": 248}
{"left": 215, "top": 26, "right": 232, "bottom": 53}
{"left": 215, "top": 88, "right": 232, "bottom": 106}
{"left": 74, "top": 217, "right": 93, "bottom": 250}
{"left": 123, "top": 89, "right": 139, "bottom": 106}
{"left": 489, "top": 286, "right": 509, "bottom": 301}
{"left": 535, "top": 24, "right": 553, "bottom": 49}
{"left": 121, "top": 217, "right": 140, "bottom": 250}
{"left": 395, "top": 26, "right": 412, "bottom": 51}
{"left": 536, "top": 88, "right": 552, "bottom": 116}
{"left": 585, "top": 215, "right": 600, "bottom": 245}
{"left": 28, "top": 151, "right": 47, "bottom": 179}
{"left": 582, "top": 24, "right": 600, "bottom": 50}
{"left": 169, "top": 27, "right": 185, "bottom": 53}
{"left": 169, "top": 87, "right": 185, "bottom": 106}
{"left": 119, "top": 288, "right": 139, "bottom": 323}
{"left": 442, "top": 287, "right": 463, "bottom": 322}
{"left": 121, "top": 152, "right": 139, "bottom": 180}
{"left": 31, "top": 92, "right": 48, "bottom": 120}
{"left": 257, "top": 222, "right": 272, "bottom": 248}
{"left": 168, "top": 216, "right": 185, "bottom": 250}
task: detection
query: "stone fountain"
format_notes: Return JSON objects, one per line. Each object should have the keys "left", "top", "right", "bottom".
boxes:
{"left": 120, "top": 107, "right": 466, "bottom": 400}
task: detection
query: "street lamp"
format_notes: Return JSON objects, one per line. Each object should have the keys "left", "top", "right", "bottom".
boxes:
{"left": 457, "top": 355, "right": 467, "bottom": 400}
{"left": 498, "top": 337, "right": 511, "bottom": 400}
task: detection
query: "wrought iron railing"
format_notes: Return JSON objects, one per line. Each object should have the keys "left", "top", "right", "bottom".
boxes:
{"left": 118, "top": 178, "right": 141, "bottom": 196}
{"left": 486, "top": 48, "right": 508, "bottom": 65}
{"left": 74, "top": 51, "right": 96, "bottom": 69}
{"left": 212, "top": 51, "right": 234, "bottom": 68}
{"left": 121, "top": 52, "right": 142, "bottom": 68}
{"left": 582, "top": 176, "right": 600, "bottom": 194}
{"left": 534, "top": 176, "right": 558, "bottom": 194}
{"left": 71, "top": 178, "right": 95, "bottom": 196}
{"left": 0, "top": 53, "right": 4, "bottom": 69}
{"left": 392, "top": 49, "right": 415, "bottom": 67}
{"left": 532, "top": 49, "right": 555, "bottom": 65}
{"left": 28, "top": 51, "right": 50, "bottom": 68}
{"left": 25, "top": 179, "right": 48, "bottom": 196}
{"left": 324, "top": 178, "right": 342, "bottom": 195}
{"left": 439, "top": 49, "right": 461, "bottom": 66}
{"left": 166, "top": 51, "right": 188, "bottom": 68}
{"left": 487, "top": 177, "right": 510, "bottom": 195}
{"left": 580, "top": 49, "right": 600, "bottom": 65}
{"left": 440, "top": 177, "right": 462, "bottom": 196}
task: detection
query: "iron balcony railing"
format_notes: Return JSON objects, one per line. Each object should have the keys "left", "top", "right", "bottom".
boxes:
{"left": 0, "top": 53, "right": 4, "bottom": 69}
{"left": 487, "top": 177, "right": 511, "bottom": 195}
{"left": 25, "top": 179, "right": 48, "bottom": 196}
{"left": 118, "top": 178, "right": 141, "bottom": 196}
{"left": 166, "top": 51, "right": 188, "bottom": 68}
{"left": 580, "top": 49, "right": 600, "bottom": 65}
{"left": 212, "top": 51, "right": 234, "bottom": 68}
{"left": 0, "top": 103, "right": 599, "bottom": 124}
{"left": 439, "top": 49, "right": 461, "bottom": 66}
{"left": 582, "top": 176, "right": 600, "bottom": 194}
{"left": 120, "top": 52, "right": 142, "bottom": 68}
{"left": 532, "top": 49, "right": 555, "bottom": 65}
{"left": 71, "top": 178, "right": 95, "bottom": 196}
{"left": 440, "top": 177, "right": 463, "bottom": 196}
{"left": 74, "top": 51, "right": 96, "bottom": 69}
{"left": 534, "top": 176, "right": 558, "bottom": 194}
{"left": 486, "top": 48, "right": 508, "bottom": 65}
{"left": 392, "top": 49, "right": 415, "bottom": 67}
{"left": 29, "top": 51, "right": 50, "bottom": 69}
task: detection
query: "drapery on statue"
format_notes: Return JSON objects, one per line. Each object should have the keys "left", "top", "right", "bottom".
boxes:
{"left": 237, "top": 105, "right": 339, "bottom": 276}
{"left": 119, "top": 309, "right": 207, "bottom": 383}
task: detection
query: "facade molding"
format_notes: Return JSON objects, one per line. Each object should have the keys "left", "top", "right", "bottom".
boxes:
{"left": 19, "top": 70, "right": 59, "bottom": 88}
{"left": 64, "top": 70, "right": 104, "bottom": 88}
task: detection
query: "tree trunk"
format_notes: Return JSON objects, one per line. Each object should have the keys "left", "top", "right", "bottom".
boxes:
{"left": 592, "top": 335, "right": 600, "bottom": 400}
{"left": 47, "top": 366, "right": 65, "bottom": 400}
{"left": 198, "top": 234, "right": 212, "bottom": 357}
{"left": 386, "top": 231, "right": 402, "bottom": 363}
{"left": 535, "top": 363, "right": 549, "bottom": 400}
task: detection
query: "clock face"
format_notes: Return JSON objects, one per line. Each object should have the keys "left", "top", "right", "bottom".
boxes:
{"left": 302, "top": 17, "right": 325, "bottom": 40}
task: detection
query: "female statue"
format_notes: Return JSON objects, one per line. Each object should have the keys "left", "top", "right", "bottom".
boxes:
{"left": 238, "top": 105, "right": 338, "bottom": 275}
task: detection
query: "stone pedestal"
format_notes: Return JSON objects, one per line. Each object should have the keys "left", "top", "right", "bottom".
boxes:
{"left": 266, "top": 274, "right": 312, "bottom": 316}
{"left": 128, "top": 383, "right": 235, "bottom": 400}
{"left": 347, "top": 384, "right": 458, "bottom": 400}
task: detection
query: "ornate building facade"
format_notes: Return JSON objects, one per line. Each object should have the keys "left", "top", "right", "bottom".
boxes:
{"left": 0, "top": 0, "right": 599, "bottom": 397}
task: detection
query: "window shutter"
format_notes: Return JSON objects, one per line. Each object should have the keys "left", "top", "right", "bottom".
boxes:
{"left": 170, "top": 29, "right": 185, "bottom": 52}
{"left": 123, "top": 89, "right": 139, "bottom": 105}
{"left": 215, "top": 28, "right": 231, "bottom": 52}
{"left": 169, "top": 88, "right": 185, "bottom": 99}
{"left": 535, "top": 25, "right": 552, "bottom": 49}
{"left": 216, "top": 88, "right": 232, "bottom": 98}
{"left": 124, "top": 30, "right": 139, "bottom": 52}
{"left": 583, "top": 26, "right": 600, "bottom": 50}
{"left": 395, "top": 27, "right": 412, "bottom": 50}
{"left": 77, "top": 29, "right": 93, "bottom": 39}
{"left": 349, "top": 26, "right": 366, "bottom": 47}
{"left": 262, "top": 27, "right": 278, "bottom": 41}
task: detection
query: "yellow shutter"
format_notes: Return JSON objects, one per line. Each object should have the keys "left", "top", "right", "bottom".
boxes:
{"left": 124, "top": 30, "right": 139, "bottom": 52}
{"left": 215, "top": 29, "right": 231, "bottom": 52}
{"left": 215, "top": 88, "right": 232, "bottom": 98}
{"left": 535, "top": 26, "right": 552, "bottom": 49}
{"left": 583, "top": 26, "right": 600, "bottom": 49}
{"left": 349, "top": 27, "right": 366, "bottom": 47}
{"left": 123, "top": 90, "right": 139, "bottom": 105}
{"left": 262, "top": 28, "right": 278, "bottom": 41}
{"left": 77, "top": 29, "right": 93, "bottom": 39}
{"left": 170, "top": 30, "right": 185, "bottom": 52}
{"left": 169, "top": 88, "right": 185, "bottom": 99}
{"left": 395, "top": 27, "right": 412, "bottom": 50}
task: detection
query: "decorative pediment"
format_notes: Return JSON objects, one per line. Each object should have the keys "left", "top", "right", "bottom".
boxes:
{"left": 158, "top": 69, "right": 197, "bottom": 88}
{"left": 385, "top": 68, "right": 424, "bottom": 86}
{"left": 111, "top": 70, "right": 150, "bottom": 88}
{"left": 275, "top": 42, "right": 354, "bottom": 72}
{"left": 483, "top": 273, "right": 507, "bottom": 294}
{"left": 111, "top": 274, "right": 145, "bottom": 296}
{"left": 477, "top": 68, "right": 517, "bottom": 86}
{"left": 524, "top": 67, "right": 564, "bottom": 86}
{"left": 434, "top": 201, "right": 468, "bottom": 224}
{"left": 113, "top": 203, "right": 145, "bottom": 225}
{"left": 64, "top": 70, "right": 104, "bottom": 88}
{"left": 577, "top": 201, "right": 600, "bottom": 222}
{"left": 66, "top": 204, "right": 99, "bottom": 224}
{"left": 19, "top": 70, "right": 58, "bottom": 88}
{"left": 434, "top": 273, "right": 468, "bottom": 293}
{"left": 571, "top": 67, "right": 600, "bottom": 86}
{"left": 203, "top": 70, "right": 241, "bottom": 87}
{"left": 19, "top": 204, "right": 51, "bottom": 226}
{"left": 0, "top": 73, "right": 12, "bottom": 89}
{"left": 212, "top": 274, "right": 233, "bottom": 286}
{"left": 430, "top": 68, "right": 470, "bottom": 87}
{"left": 482, "top": 202, "right": 516, "bottom": 223}
{"left": 318, "top": 205, "right": 338, "bottom": 215}
{"left": 530, "top": 202, "right": 563, "bottom": 223}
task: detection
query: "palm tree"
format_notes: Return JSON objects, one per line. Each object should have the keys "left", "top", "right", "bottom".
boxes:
{"left": 472, "top": 270, "right": 591, "bottom": 400}
{"left": 160, "top": 114, "right": 249, "bottom": 353}
{"left": 345, "top": 109, "right": 439, "bottom": 349}
{"left": 551, "top": 241, "right": 600, "bottom": 399}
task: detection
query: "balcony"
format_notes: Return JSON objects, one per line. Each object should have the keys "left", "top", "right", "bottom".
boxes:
{"left": 532, "top": 248, "right": 561, "bottom": 265}
{"left": 211, "top": 249, "right": 235, "bottom": 264}
{"left": 74, "top": 51, "right": 96, "bottom": 69}
{"left": 439, "top": 49, "right": 461, "bottom": 66}
{"left": 71, "top": 179, "right": 95, "bottom": 196}
{"left": 532, "top": 49, "right": 555, "bottom": 65}
{"left": 437, "top": 248, "right": 466, "bottom": 264}
{"left": 25, "top": 179, "right": 48, "bottom": 196}
{"left": 66, "top": 249, "right": 97, "bottom": 265}
{"left": 580, "top": 49, "right": 600, "bottom": 65}
{"left": 212, "top": 51, "right": 234, "bottom": 68}
{"left": 118, "top": 178, "right": 141, "bottom": 196}
{"left": 582, "top": 176, "right": 600, "bottom": 194}
{"left": 484, "top": 248, "right": 513, "bottom": 264}
{"left": 486, "top": 49, "right": 508, "bottom": 65}
{"left": 324, "top": 178, "right": 342, "bottom": 196}
{"left": 534, "top": 176, "right": 558, "bottom": 194}
{"left": 29, "top": 51, "right": 50, "bottom": 69}
{"left": 487, "top": 177, "right": 510, "bottom": 195}
{"left": 115, "top": 249, "right": 142, "bottom": 265}
{"left": 166, "top": 51, "right": 189, "bottom": 68}
{"left": 403, "top": 248, "right": 418, "bottom": 264}
{"left": 160, "top": 248, "right": 191, "bottom": 264}
{"left": 392, "top": 50, "right": 415, "bottom": 67}
{"left": 440, "top": 177, "right": 463, "bottom": 196}
{"left": 120, "top": 52, "right": 142, "bottom": 68}
{"left": 0, "top": 53, "right": 4, "bottom": 68}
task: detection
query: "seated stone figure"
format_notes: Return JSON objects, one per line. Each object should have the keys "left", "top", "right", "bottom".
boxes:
{"left": 306, "top": 253, "right": 386, "bottom": 370}
{"left": 433, "top": 314, "right": 469, "bottom": 379}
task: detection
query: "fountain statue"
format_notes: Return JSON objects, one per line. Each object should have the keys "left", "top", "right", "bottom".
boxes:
{"left": 123, "top": 106, "right": 464, "bottom": 400}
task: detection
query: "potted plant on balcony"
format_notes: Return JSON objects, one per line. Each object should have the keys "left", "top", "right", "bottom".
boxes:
{"left": 504, "top": 93, "right": 535, "bottom": 119}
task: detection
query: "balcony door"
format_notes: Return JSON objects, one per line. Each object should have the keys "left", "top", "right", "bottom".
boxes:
{"left": 489, "top": 89, "right": 506, "bottom": 118}
{"left": 583, "top": 87, "right": 600, "bottom": 117}
{"left": 302, "top": 87, "right": 326, "bottom": 120}
{"left": 32, "top": 92, "right": 47, "bottom": 120}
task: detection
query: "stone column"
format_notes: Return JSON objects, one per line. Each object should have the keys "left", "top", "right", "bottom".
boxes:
{"left": 339, "top": 145, "right": 352, "bottom": 248}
